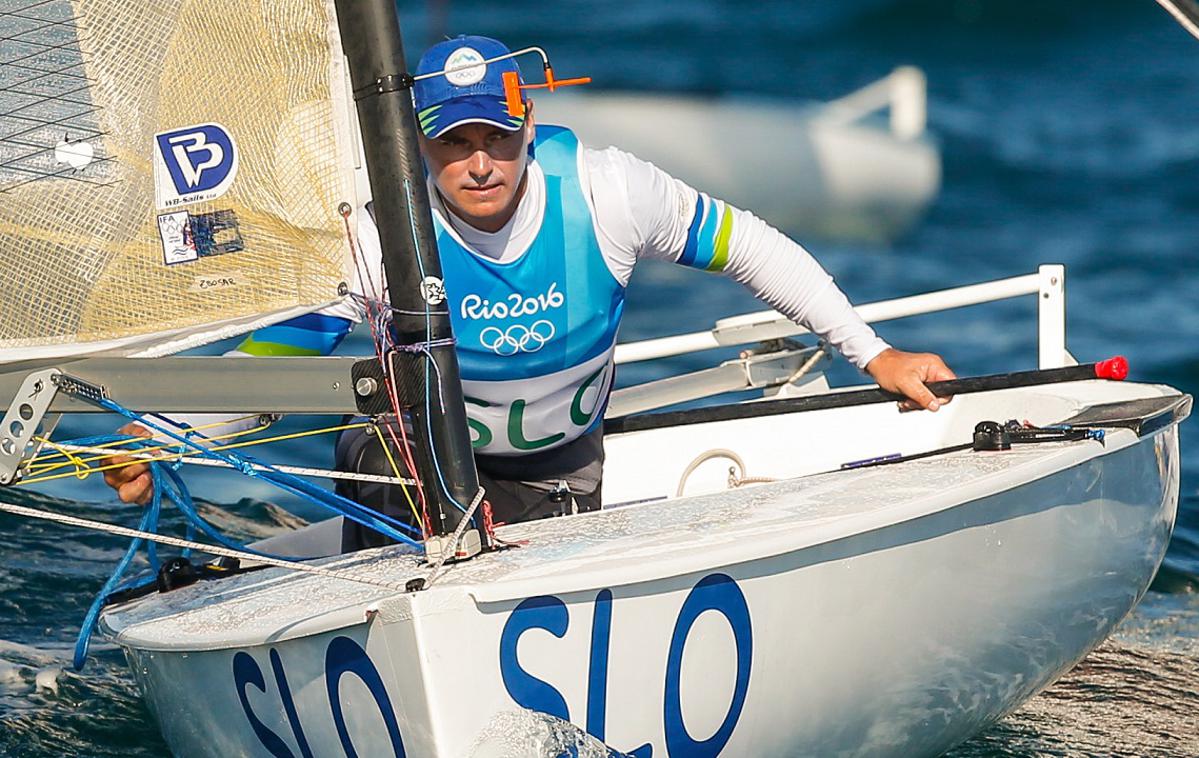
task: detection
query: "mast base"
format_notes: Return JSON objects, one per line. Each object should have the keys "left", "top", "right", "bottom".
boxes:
{"left": 423, "top": 529, "right": 483, "bottom": 563}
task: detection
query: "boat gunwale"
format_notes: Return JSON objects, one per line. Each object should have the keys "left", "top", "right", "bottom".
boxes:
{"left": 99, "top": 388, "right": 1189, "bottom": 652}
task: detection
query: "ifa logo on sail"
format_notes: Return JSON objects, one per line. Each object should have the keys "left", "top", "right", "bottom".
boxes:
{"left": 153, "top": 123, "right": 239, "bottom": 210}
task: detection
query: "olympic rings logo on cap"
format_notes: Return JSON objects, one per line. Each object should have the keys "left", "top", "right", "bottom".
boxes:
{"left": 478, "top": 320, "right": 555, "bottom": 355}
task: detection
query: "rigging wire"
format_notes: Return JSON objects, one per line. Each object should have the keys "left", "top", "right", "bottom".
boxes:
{"left": 403, "top": 178, "right": 476, "bottom": 518}
{"left": 69, "top": 463, "right": 164, "bottom": 670}
{"left": 15, "top": 422, "right": 408, "bottom": 487}
{"left": 27, "top": 432, "right": 410, "bottom": 670}
{"left": 27, "top": 440, "right": 415, "bottom": 486}
{"left": 23, "top": 414, "right": 274, "bottom": 477}
{"left": 342, "top": 205, "right": 432, "bottom": 535}
{"left": 372, "top": 419, "right": 427, "bottom": 531}
{"left": 7, "top": 394, "right": 426, "bottom": 668}
{"left": 0, "top": 500, "right": 411, "bottom": 596}
{"left": 94, "top": 398, "right": 424, "bottom": 544}
{"left": 424, "top": 485, "right": 487, "bottom": 587}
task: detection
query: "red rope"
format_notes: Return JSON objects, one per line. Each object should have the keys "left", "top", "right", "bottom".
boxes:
{"left": 340, "top": 207, "right": 432, "bottom": 538}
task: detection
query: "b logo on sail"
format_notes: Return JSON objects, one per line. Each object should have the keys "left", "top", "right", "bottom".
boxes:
{"left": 153, "top": 123, "right": 239, "bottom": 210}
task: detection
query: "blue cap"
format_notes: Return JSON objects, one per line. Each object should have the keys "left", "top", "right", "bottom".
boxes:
{"left": 414, "top": 35, "right": 526, "bottom": 138}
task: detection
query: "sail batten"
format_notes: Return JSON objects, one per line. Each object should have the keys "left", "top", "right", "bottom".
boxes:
{"left": 0, "top": 0, "right": 357, "bottom": 361}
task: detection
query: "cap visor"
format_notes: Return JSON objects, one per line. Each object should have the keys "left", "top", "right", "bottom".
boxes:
{"left": 420, "top": 95, "right": 525, "bottom": 137}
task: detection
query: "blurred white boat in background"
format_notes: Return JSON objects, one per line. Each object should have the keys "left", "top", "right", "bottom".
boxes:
{"left": 533, "top": 67, "right": 940, "bottom": 243}
{"left": 351, "top": 67, "right": 940, "bottom": 244}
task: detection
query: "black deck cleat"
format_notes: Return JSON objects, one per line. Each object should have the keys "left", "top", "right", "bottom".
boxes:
{"left": 973, "top": 421, "right": 1012, "bottom": 451}
{"left": 156, "top": 557, "right": 199, "bottom": 593}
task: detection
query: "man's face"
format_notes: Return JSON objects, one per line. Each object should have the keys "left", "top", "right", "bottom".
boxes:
{"left": 419, "top": 111, "right": 535, "bottom": 233}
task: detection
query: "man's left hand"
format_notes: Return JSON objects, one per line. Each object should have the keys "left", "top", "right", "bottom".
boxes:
{"left": 865, "top": 348, "right": 957, "bottom": 412}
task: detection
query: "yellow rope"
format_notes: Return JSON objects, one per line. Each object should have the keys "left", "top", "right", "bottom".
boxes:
{"left": 24, "top": 414, "right": 271, "bottom": 475}
{"left": 27, "top": 424, "right": 267, "bottom": 473}
{"left": 372, "top": 421, "right": 423, "bottom": 529}
{"left": 14, "top": 422, "right": 372, "bottom": 487}
{"left": 18, "top": 455, "right": 177, "bottom": 486}
{"left": 25, "top": 425, "right": 273, "bottom": 479}
{"left": 34, "top": 439, "right": 92, "bottom": 480}
{"left": 205, "top": 422, "right": 369, "bottom": 453}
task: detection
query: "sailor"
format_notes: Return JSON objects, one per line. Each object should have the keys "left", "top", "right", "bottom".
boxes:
{"left": 105, "top": 35, "right": 955, "bottom": 551}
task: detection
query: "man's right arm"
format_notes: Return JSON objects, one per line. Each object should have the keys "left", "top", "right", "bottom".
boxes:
{"left": 582, "top": 146, "right": 954, "bottom": 410}
{"left": 583, "top": 146, "right": 889, "bottom": 369}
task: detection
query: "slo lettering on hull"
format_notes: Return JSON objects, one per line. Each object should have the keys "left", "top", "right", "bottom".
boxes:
{"left": 232, "top": 573, "right": 750, "bottom": 757}
{"left": 233, "top": 636, "right": 406, "bottom": 758}
{"left": 499, "top": 573, "right": 753, "bottom": 757}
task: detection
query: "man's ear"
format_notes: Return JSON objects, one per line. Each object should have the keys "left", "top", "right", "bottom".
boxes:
{"left": 524, "top": 100, "right": 536, "bottom": 145}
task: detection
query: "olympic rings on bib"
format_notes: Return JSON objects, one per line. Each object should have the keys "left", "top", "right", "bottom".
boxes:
{"left": 478, "top": 320, "right": 555, "bottom": 355}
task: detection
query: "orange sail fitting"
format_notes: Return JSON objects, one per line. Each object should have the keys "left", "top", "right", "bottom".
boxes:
{"left": 503, "top": 68, "right": 592, "bottom": 116}
{"left": 523, "top": 77, "right": 593, "bottom": 91}
{"left": 502, "top": 71, "right": 525, "bottom": 116}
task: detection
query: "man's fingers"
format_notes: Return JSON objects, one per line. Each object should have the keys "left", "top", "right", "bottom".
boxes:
{"left": 867, "top": 349, "right": 959, "bottom": 413}
{"left": 104, "top": 459, "right": 149, "bottom": 485}
{"left": 102, "top": 423, "right": 156, "bottom": 504}
{"left": 900, "top": 375, "right": 940, "bottom": 411}
{"left": 116, "top": 422, "right": 152, "bottom": 439}
{"left": 927, "top": 360, "right": 957, "bottom": 383}
{"left": 117, "top": 473, "right": 153, "bottom": 505}
{"left": 925, "top": 358, "right": 956, "bottom": 406}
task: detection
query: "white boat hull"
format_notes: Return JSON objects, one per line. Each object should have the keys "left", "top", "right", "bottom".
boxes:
{"left": 103, "top": 383, "right": 1187, "bottom": 757}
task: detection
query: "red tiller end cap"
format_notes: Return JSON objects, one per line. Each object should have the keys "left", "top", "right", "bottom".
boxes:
{"left": 1094, "top": 356, "right": 1129, "bottom": 381}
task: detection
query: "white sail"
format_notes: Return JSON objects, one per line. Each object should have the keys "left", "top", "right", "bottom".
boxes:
{"left": 0, "top": 0, "right": 359, "bottom": 361}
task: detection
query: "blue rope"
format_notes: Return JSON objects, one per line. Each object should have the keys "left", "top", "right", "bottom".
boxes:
{"left": 72, "top": 452, "right": 165, "bottom": 670}
{"left": 65, "top": 396, "right": 428, "bottom": 669}
{"left": 96, "top": 398, "right": 423, "bottom": 544}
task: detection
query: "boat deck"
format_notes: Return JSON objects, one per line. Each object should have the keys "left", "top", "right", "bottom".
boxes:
{"left": 102, "top": 379, "right": 1187, "bottom": 650}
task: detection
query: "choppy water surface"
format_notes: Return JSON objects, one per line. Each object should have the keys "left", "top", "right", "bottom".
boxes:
{"left": 3, "top": 0, "right": 1199, "bottom": 755}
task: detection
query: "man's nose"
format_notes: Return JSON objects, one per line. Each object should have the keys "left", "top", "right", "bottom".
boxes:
{"left": 468, "top": 150, "right": 492, "bottom": 183}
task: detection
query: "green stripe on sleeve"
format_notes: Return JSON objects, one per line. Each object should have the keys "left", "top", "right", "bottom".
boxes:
{"left": 234, "top": 335, "right": 321, "bottom": 357}
{"left": 707, "top": 207, "right": 734, "bottom": 271}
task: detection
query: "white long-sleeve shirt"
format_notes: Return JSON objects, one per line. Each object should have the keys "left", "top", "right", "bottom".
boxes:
{"left": 328, "top": 144, "right": 889, "bottom": 370}
{"left": 171, "top": 140, "right": 888, "bottom": 449}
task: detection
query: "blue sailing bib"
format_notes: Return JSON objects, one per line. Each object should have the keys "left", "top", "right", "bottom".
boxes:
{"left": 436, "top": 126, "right": 625, "bottom": 455}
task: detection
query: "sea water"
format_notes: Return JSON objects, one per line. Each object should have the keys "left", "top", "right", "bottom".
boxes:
{"left": 2, "top": 0, "right": 1198, "bottom": 755}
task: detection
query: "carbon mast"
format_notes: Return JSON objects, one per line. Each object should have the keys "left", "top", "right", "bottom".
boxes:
{"left": 333, "top": 0, "right": 488, "bottom": 557}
